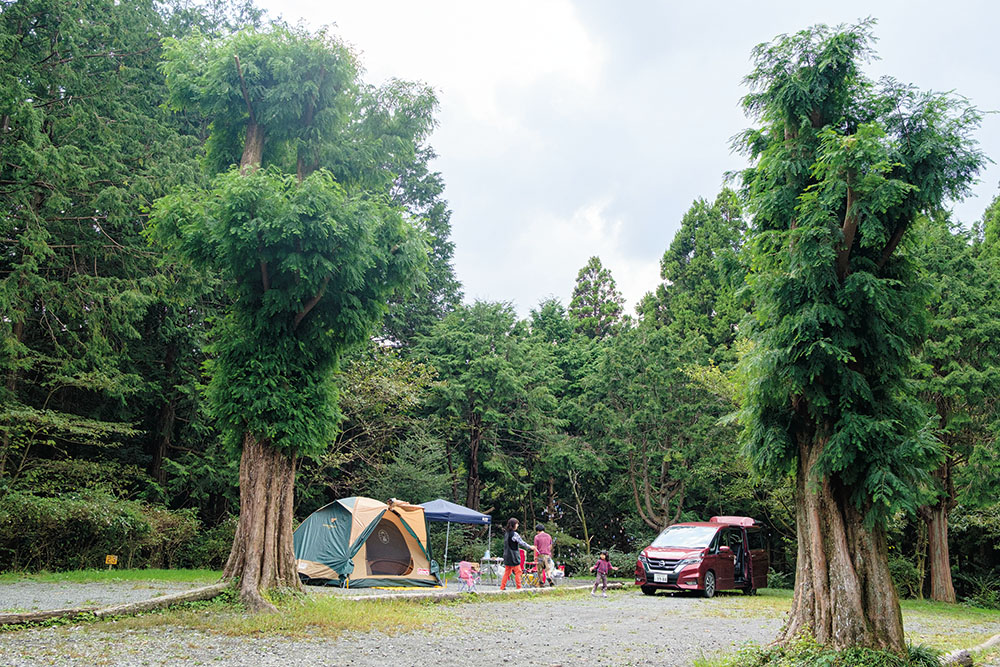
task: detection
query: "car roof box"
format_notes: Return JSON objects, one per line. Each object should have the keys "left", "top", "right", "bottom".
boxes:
{"left": 710, "top": 516, "right": 755, "bottom": 527}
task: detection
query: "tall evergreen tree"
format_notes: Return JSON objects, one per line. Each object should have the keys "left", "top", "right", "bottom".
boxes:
{"left": 382, "top": 144, "right": 463, "bottom": 346}
{"left": 647, "top": 189, "right": 746, "bottom": 355}
{"left": 0, "top": 0, "right": 208, "bottom": 488}
{"left": 568, "top": 256, "right": 624, "bottom": 339}
{"left": 911, "top": 215, "right": 1000, "bottom": 603}
{"left": 151, "top": 26, "right": 428, "bottom": 610}
{"left": 415, "top": 301, "right": 558, "bottom": 513}
{"left": 736, "top": 22, "right": 984, "bottom": 651}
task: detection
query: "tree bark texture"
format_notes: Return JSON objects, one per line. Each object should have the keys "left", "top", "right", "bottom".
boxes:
{"left": 222, "top": 432, "right": 301, "bottom": 612}
{"left": 240, "top": 121, "right": 264, "bottom": 172}
{"left": 918, "top": 441, "right": 958, "bottom": 603}
{"left": 781, "top": 433, "right": 906, "bottom": 653}
{"left": 924, "top": 503, "right": 957, "bottom": 603}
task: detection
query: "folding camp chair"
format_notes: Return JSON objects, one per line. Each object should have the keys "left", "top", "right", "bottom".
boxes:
{"left": 457, "top": 561, "right": 480, "bottom": 592}
{"left": 519, "top": 549, "right": 541, "bottom": 588}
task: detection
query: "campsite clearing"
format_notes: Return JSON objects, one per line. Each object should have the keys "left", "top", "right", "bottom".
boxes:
{"left": 2, "top": 578, "right": 999, "bottom": 666}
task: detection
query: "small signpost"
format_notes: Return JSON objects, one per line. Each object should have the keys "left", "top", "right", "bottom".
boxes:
{"left": 105, "top": 554, "right": 118, "bottom": 570}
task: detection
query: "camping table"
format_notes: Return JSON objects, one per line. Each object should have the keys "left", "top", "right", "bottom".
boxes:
{"left": 480, "top": 557, "right": 503, "bottom": 586}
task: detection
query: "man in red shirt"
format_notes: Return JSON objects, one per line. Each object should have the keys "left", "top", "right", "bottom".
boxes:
{"left": 533, "top": 524, "right": 556, "bottom": 586}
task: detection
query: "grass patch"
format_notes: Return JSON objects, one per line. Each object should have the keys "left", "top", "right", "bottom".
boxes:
{"left": 440, "top": 583, "right": 613, "bottom": 607}
{"left": 0, "top": 569, "right": 222, "bottom": 585}
{"left": 901, "top": 598, "right": 1000, "bottom": 652}
{"left": 102, "top": 591, "right": 447, "bottom": 638}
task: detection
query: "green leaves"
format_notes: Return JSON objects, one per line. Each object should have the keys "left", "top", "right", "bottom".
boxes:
{"left": 569, "top": 256, "right": 625, "bottom": 339}
{"left": 736, "top": 22, "right": 986, "bottom": 523}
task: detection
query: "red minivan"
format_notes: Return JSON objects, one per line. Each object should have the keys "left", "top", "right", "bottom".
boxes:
{"left": 634, "top": 516, "right": 768, "bottom": 597}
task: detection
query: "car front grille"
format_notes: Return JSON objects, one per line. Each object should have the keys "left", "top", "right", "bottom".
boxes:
{"left": 646, "top": 558, "right": 679, "bottom": 571}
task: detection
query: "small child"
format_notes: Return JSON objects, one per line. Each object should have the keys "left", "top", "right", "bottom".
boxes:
{"left": 590, "top": 551, "right": 618, "bottom": 597}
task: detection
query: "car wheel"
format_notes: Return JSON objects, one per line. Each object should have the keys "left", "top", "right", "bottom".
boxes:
{"left": 641, "top": 586, "right": 657, "bottom": 596}
{"left": 702, "top": 571, "right": 716, "bottom": 598}
{"left": 742, "top": 586, "right": 757, "bottom": 596}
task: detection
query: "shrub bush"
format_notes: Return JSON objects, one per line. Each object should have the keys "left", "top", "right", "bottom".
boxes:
{"left": 0, "top": 491, "right": 210, "bottom": 572}
{"left": 176, "top": 514, "right": 237, "bottom": 570}
{"left": 765, "top": 568, "right": 793, "bottom": 590}
{"left": 559, "top": 547, "right": 639, "bottom": 577}
{"left": 888, "top": 554, "right": 921, "bottom": 599}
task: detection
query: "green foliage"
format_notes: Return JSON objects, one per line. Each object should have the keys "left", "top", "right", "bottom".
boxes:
{"left": 766, "top": 568, "right": 794, "bottom": 590}
{"left": 152, "top": 27, "right": 430, "bottom": 458}
{"left": 0, "top": 490, "right": 203, "bottom": 571}
{"left": 888, "top": 552, "right": 921, "bottom": 599}
{"left": 559, "top": 547, "right": 637, "bottom": 578}
{"left": 415, "top": 301, "right": 560, "bottom": 512}
{"left": 699, "top": 633, "right": 941, "bottom": 667}
{"left": 646, "top": 189, "right": 746, "bottom": 355}
{"left": 736, "top": 21, "right": 986, "bottom": 523}
{"left": 295, "top": 343, "right": 439, "bottom": 511}
{"left": 568, "top": 256, "right": 625, "bottom": 339}
{"left": 954, "top": 571, "right": 1000, "bottom": 610}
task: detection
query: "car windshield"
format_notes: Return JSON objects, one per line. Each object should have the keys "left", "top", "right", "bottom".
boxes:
{"left": 650, "top": 525, "right": 717, "bottom": 549}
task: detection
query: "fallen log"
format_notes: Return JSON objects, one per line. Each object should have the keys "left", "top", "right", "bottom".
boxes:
{"left": 0, "top": 581, "right": 231, "bottom": 627}
{"left": 0, "top": 607, "right": 98, "bottom": 625}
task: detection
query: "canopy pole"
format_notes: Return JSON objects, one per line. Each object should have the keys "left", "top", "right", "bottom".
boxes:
{"left": 443, "top": 521, "right": 451, "bottom": 587}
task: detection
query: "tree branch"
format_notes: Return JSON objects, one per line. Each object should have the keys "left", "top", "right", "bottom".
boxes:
{"left": 877, "top": 219, "right": 908, "bottom": 271}
{"left": 233, "top": 55, "right": 256, "bottom": 125}
{"left": 836, "top": 183, "right": 858, "bottom": 281}
{"left": 292, "top": 276, "right": 331, "bottom": 330}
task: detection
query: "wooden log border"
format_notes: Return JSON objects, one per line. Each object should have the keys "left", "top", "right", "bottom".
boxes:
{"left": 0, "top": 581, "right": 231, "bottom": 627}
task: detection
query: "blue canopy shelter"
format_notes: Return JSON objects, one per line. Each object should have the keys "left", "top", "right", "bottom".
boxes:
{"left": 419, "top": 499, "right": 491, "bottom": 584}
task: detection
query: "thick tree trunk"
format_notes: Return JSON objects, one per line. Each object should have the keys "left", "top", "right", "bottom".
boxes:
{"left": 240, "top": 121, "right": 264, "bottom": 172}
{"left": 924, "top": 503, "right": 956, "bottom": 603}
{"left": 222, "top": 432, "right": 301, "bottom": 612}
{"left": 781, "top": 434, "right": 906, "bottom": 653}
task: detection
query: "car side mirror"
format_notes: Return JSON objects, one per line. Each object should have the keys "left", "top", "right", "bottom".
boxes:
{"left": 719, "top": 546, "right": 732, "bottom": 555}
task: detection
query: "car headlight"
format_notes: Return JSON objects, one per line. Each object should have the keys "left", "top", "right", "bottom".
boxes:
{"left": 674, "top": 557, "right": 702, "bottom": 571}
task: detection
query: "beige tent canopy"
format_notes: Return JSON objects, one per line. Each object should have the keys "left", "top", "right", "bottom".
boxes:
{"left": 294, "top": 497, "right": 438, "bottom": 588}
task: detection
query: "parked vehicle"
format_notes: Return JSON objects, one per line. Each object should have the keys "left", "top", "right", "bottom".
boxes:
{"left": 634, "top": 516, "right": 768, "bottom": 597}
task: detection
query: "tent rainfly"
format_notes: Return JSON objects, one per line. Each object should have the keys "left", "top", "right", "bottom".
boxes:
{"left": 294, "top": 497, "right": 438, "bottom": 588}
{"left": 418, "top": 499, "right": 491, "bottom": 583}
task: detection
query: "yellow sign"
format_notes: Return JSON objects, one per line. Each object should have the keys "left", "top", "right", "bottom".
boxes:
{"left": 105, "top": 555, "right": 118, "bottom": 566}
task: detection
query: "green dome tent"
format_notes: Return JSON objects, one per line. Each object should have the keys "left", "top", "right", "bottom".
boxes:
{"left": 294, "top": 497, "right": 439, "bottom": 588}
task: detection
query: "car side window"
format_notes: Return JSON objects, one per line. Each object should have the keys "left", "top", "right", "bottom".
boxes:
{"left": 747, "top": 529, "right": 766, "bottom": 551}
{"left": 723, "top": 528, "right": 742, "bottom": 550}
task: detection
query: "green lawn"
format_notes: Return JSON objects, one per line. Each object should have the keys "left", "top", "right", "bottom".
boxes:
{"left": 0, "top": 569, "right": 222, "bottom": 584}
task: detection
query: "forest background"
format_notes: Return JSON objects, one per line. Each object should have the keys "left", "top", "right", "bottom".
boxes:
{"left": 1, "top": 0, "right": 999, "bottom": 610}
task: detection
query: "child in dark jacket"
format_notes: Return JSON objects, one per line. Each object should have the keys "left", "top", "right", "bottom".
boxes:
{"left": 590, "top": 551, "right": 618, "bottom": 597}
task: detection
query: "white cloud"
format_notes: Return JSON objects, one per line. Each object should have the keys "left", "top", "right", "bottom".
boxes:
{"left": 276, "top": 0, "right": 606, "bottom": 133}
{"left": 508, "top": 198, "right": 661, "bottom": 315}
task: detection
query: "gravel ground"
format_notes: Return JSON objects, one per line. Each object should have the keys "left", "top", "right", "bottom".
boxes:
{"left": 1, "top": 580, "right": 997, "bottom": 666}
{"left": 0, "top": 580, "right": 215, "bottom": 612}
{"left": 0, "top": 581, "right": 781, "bottom": 666}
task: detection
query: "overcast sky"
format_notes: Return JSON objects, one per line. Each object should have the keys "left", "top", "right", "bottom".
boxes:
{"left": 259, "top": 0, "right": 1000, "bottom": 317}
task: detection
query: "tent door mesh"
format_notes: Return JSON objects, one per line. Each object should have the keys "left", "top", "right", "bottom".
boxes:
{"left": 366, "top": 518, "right": 413, "bottom": 575}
